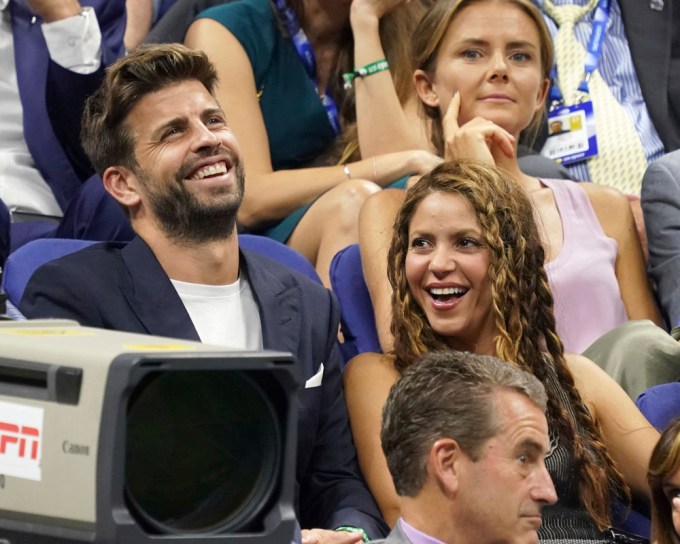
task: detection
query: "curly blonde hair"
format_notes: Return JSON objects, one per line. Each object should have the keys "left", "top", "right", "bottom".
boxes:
{"left": 387, "top": 160, "right": 628, "bottom": 529}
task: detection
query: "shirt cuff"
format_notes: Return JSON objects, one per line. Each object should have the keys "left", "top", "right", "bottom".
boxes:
{"left": 41, "top": 6, "right": 102, "bottom": 74}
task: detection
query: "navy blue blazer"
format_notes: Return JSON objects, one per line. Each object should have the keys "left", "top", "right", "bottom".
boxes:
{"left": 19, "top": 236, "right": 388, "bottom": 538}
{"left": 10, "top": 0, "right": 126, "bottom": 210}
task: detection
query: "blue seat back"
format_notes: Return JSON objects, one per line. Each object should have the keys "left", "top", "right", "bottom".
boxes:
{"left": 239, "top": 234, "right": 321, "bottom": 283}
{"left": 636, "top": 382, "right": 680, "bottom": 431}
{"left": 329, "top": 244, "right": 381, "bottom": 363}
{"left": 3, "top": 235, "right": 320, "bottom": 308}
{"left": 3, "top": 239, "right": 97, "bottom": 306}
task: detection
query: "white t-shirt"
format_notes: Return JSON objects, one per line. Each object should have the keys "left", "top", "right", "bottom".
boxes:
{"left": 170, "top": 275, "right": 263, "bottom": 350}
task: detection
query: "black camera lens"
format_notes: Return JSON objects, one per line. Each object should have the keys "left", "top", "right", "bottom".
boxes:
{"left": 125, "top": 370, "right": 281, "bottom": 534}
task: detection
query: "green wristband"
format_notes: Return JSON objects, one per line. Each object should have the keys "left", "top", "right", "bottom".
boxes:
{"left": 343, "top": 59, "right": 389, "bottom": 89}
{"left": 335, "top": 525, "right": 370, "bottom": 542}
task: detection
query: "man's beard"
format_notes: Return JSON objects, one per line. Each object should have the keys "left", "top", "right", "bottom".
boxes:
{"left": 138, "top": 149, "right": 245, "bottom": 245}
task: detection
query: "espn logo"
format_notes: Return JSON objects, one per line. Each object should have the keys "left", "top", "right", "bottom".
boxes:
{"left": 0, "top": 401, "right": 43, "bottom": 481}
{"left": 0, "top": 422, "right": 39, "bottom": 461}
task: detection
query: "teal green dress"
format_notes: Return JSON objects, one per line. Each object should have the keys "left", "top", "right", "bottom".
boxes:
{"left": 197, "top": 0, "right": 408, "bottom": 242}
{"left": 197, "top": 0, "right": 337, "bottom": 242}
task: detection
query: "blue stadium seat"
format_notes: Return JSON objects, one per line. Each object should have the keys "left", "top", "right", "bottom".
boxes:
{"left": 329, "top": 243, "right": 381, "bottom": 364}
{"left": 2, "top": 235, "right": 320, "bottom": 308}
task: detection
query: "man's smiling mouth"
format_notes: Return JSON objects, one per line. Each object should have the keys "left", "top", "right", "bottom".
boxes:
{"left": 188, "top": 161, "right": 228, "bottom": 180}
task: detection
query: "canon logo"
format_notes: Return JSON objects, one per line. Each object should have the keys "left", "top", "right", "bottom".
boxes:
{"left": 62, "top": 441, "right": 90, "bottom": 456}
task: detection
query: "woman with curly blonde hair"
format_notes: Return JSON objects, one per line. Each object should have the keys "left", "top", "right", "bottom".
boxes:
{"left": 344, "top": 160, "right": 658, "bottom": 539}
{"left": 649, "top": 418, "right": 680, "bottom": 544}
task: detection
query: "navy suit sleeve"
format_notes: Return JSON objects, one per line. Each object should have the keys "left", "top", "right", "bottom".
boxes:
{"left": 298, "top": 289, "right": 389, "bottom": 539}
{"left": 642, "top": 151, "right": 680, "bottom": 328}
{"left": 45, "top": 0, "right": 126, "bottom": 181}
{"left": 19, "top": 260, "right": 105, "bottom": 328}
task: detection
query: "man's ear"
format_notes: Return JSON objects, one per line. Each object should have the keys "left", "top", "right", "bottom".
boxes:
{"left": 429, "top": 438, "right": 463, "bottom": 496}
{"left": 414, "top": 70, "right": 440, "bottom": 108}
{"left": 102, "top": 166, "right": 142, "bottom": 208}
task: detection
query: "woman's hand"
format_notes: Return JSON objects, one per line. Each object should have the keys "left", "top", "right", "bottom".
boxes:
{"left": 351, "top": 150, "right": 440, "bottom": 188}
{"left": 399, "top": 150, "right": 443, "bottom": 190}
{"left": 442, "top": 92, "right": 516, "bottom": 164}
{"left": 407, "top": 149, "right": 444, "bottom": 176}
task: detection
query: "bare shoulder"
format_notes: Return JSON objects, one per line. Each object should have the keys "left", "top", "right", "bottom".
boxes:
{"left": 578, "top": 182, "right": 633, "bottom": 237}
{"left": 185, "top": 17, "right": 232, "bottom": 48}
{"left": 563, "top": 352, "right": 610, "bottom": 410}
{"left": 564, "top": 352, "right": 652, "bottom": 434}
{"left": 578, "top": 182, "right": 630, "bottom": 216}
{"left": 564, "top": 352, "right": 603, "bottom": 382}
{"left": 577, "top": 180, "right": 626, "bottom": 203}
{"left": 343, "top": 352, "right": 400, "bottom": 389}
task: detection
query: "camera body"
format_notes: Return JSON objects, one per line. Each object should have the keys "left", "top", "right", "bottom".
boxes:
{"left": 0, "top": 320, "right": 299, "bottom": 543}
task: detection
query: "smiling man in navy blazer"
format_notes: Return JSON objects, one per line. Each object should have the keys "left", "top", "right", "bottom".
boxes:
{"left": 20, "top": 43, "right": 387, "bottom": 544}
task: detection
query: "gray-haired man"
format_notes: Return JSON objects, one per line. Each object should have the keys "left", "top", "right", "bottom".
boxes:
{"left": 378, "top": 351, "right": 557, "bottom": 544}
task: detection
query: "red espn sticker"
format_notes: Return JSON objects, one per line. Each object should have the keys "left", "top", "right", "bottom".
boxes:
{"left": 0, "top": 401, "right": 43, "bottom": 481}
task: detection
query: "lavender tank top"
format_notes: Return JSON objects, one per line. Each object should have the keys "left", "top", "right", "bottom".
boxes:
{"left": 541, "top": 179, "right": 628, "bottom": 354}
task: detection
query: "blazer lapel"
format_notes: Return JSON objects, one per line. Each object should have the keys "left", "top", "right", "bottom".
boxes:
{"left": 120, "top": 237, "right": 200, "bottom": 342}
{"left": 116, "top": 241, "right": 303, "bottom": 347}
{"left": 241, "top": 250, "right": 301, "bottom": 356}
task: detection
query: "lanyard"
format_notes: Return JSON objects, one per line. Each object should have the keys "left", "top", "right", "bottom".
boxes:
{"left": 273, "top": 0, "right": 341, "bottom": 135}
{"left": 547, "top": 0, "right": 611, "bottom": 106}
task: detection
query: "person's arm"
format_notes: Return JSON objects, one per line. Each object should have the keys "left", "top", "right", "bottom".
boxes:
{"left": 185, "top": 18, "right": 438, "bottom": 231}
{"left": 124, "top": 0, "right": 153, "bottom": 50}
{"left": 19, "top": 260, "right": 102, "bottom": 327}
{"left": 642, "top": 154, "right": 680, "bottom": 329}
{"left": 349, "top": 0, "right": 431, "bottom": 156}
{"left": 582, "top": 183, "right": 663, "bottom": 326}
{"left": 300, "top": 291, "right": 389, "bottom": 539}
{"left": 38, "top": 0, "right": 126, "bottom": 181}
{"left": 37, "top": 0, "right": 125, "bottom": 70}
{"left": 342, "top": 352, "right": 402, "bottom": 527}
{"left": 566, "top": 353, "right": 659, "bottom": 502}
{"left": 358, "top": 189, "right": 406, "bottom": 352}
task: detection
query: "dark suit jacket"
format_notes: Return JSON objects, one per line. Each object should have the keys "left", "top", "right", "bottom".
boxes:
{"left": 19, "top": 236, "right": 388, "bottom": 538}
{"left": 10, "top": 0, "right": 126, "bottom": 210}
{"left": 619, "top": 0, "right": 680, "bottom": 153}
{"left": 641, "top": 149, "right": 680, "bottom": 328}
